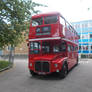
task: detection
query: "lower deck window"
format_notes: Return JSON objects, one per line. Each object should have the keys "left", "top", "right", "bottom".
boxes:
{"left": 30, "top": 42, "right": 41, "bottom": 54}
{"left": 42, "top": 42, "right": 51, "bottom": 53}
{"left": 53, "top": 46, "right": 60, "bottom": 53}
{"left": 29, "top": 40, "right": 66, "bottom": 54}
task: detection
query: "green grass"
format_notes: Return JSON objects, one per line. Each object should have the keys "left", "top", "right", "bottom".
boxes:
{"left": 0, "top": 60, "right": 11, "bottom": 70}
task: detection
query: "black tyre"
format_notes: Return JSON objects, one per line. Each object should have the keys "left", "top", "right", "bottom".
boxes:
{"left": 76, "top": 57, "right": 79, "bottom": 66}
{"left": 59, "top": 64, "right": 68, "bottom": 78}
{"left": 29, "top": 70, "right": 37, "bottom": 76}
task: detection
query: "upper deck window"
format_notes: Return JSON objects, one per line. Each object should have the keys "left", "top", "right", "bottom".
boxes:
{"left": 32, "top": 17, "right": 43, "bottom": 26}
{"left": 44, "top": 15, "right": 58, "bottom": 24}
{"left": 60, "top": 17, "right": 65, "bottom": 25}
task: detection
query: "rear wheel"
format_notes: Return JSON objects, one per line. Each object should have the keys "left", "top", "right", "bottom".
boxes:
{"left": 59, "top": 64, "right": 68, "bottom": 78}
{"left": 76, "top": 57, "right": 79, "bottom": 66}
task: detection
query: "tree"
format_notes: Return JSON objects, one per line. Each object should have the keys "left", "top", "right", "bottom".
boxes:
{"left": 0, "top": 0, "right": 44, "bottom": 49}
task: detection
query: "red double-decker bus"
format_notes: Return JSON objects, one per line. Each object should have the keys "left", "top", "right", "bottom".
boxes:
{"left": 28, "top": 12, "right": 79, "bottom": 78}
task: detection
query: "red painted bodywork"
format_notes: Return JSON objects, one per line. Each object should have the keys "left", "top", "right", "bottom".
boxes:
{"left": 29, "top": 12, "right": 63, "bottom": 39}
{"left": 28, "top": 12, "right": 79, "bottom": 75}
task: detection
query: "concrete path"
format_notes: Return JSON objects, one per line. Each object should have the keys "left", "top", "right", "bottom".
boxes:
{"left": 0, "top": 58, "right": 92, "bottom": 92}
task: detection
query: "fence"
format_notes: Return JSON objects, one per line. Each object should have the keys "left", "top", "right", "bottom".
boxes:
{"left": 79, "top": 53, "right": 92, "bottom": 59}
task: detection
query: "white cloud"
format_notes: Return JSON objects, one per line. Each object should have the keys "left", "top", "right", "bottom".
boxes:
{"left": 33, "top": 0, "right": 92, "bottom": 22}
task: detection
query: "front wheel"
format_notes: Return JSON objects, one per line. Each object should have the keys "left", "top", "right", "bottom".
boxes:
{"left": 29, "top": 70, "right": 37, "bottom": 76}
{"left": 59, "top": 64, "right": 68, "bottom": 78}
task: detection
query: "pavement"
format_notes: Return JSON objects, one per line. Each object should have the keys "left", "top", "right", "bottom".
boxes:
{"left": 0, "top": 58, "right": 92, "bottom": 92}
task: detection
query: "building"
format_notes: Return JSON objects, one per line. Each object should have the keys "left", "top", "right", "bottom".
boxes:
{"left": 72, "top": 20, "right": 92, "bottom": 57}
{"left": 3, "top": 31, "right": 28, "bottom": 56}
{"left": 0, "top": 50, "right": 3, "bottom": 56}
{"left": 2, "top": 20, "right": 92, "bottom": 58}
{"left": 3, "top": 39, "right": 28, "bottom": 56}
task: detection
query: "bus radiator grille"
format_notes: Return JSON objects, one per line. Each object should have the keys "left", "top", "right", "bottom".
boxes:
{"left": 35, "top": 61, "right": 50, "bottom": 72}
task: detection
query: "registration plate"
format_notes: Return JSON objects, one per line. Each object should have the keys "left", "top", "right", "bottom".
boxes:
{"left": 38, "top": 72, "right": 46, "bottom": 75}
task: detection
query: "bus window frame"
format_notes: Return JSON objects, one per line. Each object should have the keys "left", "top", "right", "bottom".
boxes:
{"left": 44, "top": 15, "right": 59, "bottom": 25}
{"left": 59, "top": 16, "right": 65, "bottom": 26}
{"left": 31, "top": 17, "right": 43, "bottom": 27}
{"left": 29, "top": 41, "right": 41, "bottom": 54}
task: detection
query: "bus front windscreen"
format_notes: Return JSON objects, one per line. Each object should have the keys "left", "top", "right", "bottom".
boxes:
{"left": 44, "top": 15, "right": 58, "bottom": 24}
{"left": 32, "top": 17, "right": 43, "bottom": 26}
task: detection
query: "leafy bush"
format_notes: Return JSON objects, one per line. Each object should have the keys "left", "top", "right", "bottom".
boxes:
{"left": 0, "top": 60, "right": 11, "bottom": 70}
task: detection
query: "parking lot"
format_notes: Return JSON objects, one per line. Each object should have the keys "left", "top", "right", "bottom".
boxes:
{"left": 0, "top": 58, "right": 92, "bottom": 92}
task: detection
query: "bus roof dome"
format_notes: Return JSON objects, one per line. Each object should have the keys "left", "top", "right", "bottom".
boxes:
{"left": 32, "top": 12, "right": 61, "bottom": 19}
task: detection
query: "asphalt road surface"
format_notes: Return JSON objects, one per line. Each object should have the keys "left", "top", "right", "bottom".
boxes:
{"left": 0, "top": 58, "right": 92, "bottom": 92}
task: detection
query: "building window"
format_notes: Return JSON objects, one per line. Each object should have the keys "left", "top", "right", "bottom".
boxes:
{"left": 77, "top": 24, "right": 80, "bottom": 28}
{"left": 81, "top": 34, "right": 88, "bottom": 39}
{"left": 91, "top": 45, "right": 92, "bottom": 51}
{"left": 88, "top": 22, "right": 92, "bottom": 27}
{"left": 78, "top": 35, "right": 80, "bottom": 39}
{"left": 79, "top": 46, "right": 81, "bottom": 50}
{"left": 75, "top": 24, "right": 77, "bottom": 29}
{"left": 83, "top": 45, "right": 88, "bottom": 50}
{"left": 90, "top": 34, "right": 92, "bottom": 38}
{"left": 75, "top": 24, "right": 80, "bottom": 29}
{"left": 82, "top": 24, "right": 84, "bottom": 28}
{"left": 85, "top": 23, "right": 88, "bottom": 28}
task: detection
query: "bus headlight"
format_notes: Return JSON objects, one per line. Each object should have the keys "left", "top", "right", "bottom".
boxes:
{"left": 54, "top": 64, "right": 58, "bottom": 68}
{"left": 30, "top": 63, "right": 32, "bottom": 67}
{"left": 56, "top": 69, "right": 59, "bottom": 72}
